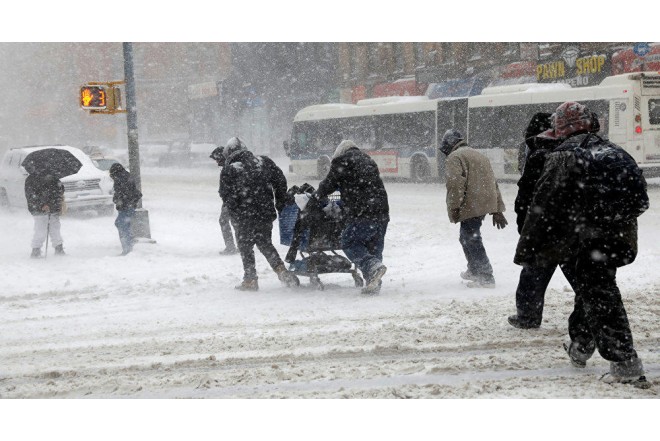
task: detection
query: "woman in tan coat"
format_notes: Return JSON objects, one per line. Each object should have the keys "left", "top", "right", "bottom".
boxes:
{"left": 439, "top": 129, "right": 507, "bottom": 288}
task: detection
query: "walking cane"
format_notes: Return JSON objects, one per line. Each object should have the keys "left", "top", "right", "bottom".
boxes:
{"left": 44, "top": 213, "right": 51, "bottom": 259}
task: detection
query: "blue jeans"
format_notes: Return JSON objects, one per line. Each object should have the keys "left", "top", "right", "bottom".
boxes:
{"left": 459, "top": 216, "right": 493, "bottom": 281}
{"left": 341, "top": 219, "right": 388, "bottom": 280}
{"left": 115, "top": 209, "right": 135, "bottom": 254}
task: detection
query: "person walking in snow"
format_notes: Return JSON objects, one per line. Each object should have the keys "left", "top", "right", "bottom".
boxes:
{"left": 439, "top": 129, "right": 508, "bottom": 288}
{"left": 220, "top": 137, "right": 299, "bottom": 291}
{"left": 313, "top": 140, "right": 390, "bottom": 294}
{"left": 514, "top": 101, "right": 650, "bottom": 388}
{"left": 25, "top": 173, "right": 66, "bottom": 258}
{"left": 109, "top": 163, "right": 142, "bottom": 256}
{"left": 210, "top": 146, "right": 238, "bottom": 255}
{"left": 508, "top": 112, "right": 581, "bottom": 329}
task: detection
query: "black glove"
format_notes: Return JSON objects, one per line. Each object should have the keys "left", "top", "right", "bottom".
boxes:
{"left": 492, "top": 212, "right": 508, "bottom": 229}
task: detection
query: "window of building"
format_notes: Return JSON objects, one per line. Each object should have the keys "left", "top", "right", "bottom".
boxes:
{"left": 393, "top": 43, "right": 405, "bottom": 73}
{"left": 414, "top": 43, "right": 425, "bottom": 67}
{"left": 368, "top": 43, "right": 381, "bottom": 76}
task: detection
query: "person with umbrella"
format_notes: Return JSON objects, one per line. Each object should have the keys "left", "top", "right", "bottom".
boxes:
{"left": 22, "top": 148, "right": 82, "bottom": 258}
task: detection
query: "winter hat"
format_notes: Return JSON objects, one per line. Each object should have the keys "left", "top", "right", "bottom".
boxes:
{"left": 224, "top": 137, "right": 247, "bottom": 159}
{"left": 540, "top": 101, "right": 592, "bottom": 140}
{"left": 333, "top": 140, "right": 358, "bottom": 159}
{"left": 524, "top": 112, "right": 553, "bottom": 140}
{"left": 109, "top": 162, "right": 128, "bottom": 179}
{"left": 210, "top": 146, "right": 225, "bottom": 161}
{"left": 439, "top": 129, "right": 465, "bottom": 156}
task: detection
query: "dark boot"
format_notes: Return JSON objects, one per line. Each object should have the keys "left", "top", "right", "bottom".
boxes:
{"left": 54, "top": 244, "right": 65, "bottom": 256}
{"left": 30, "top": 248, "right": 41, "bottom": 259}
{"left": 508, "top": 315, "right": 540, "bottom": 329}
{"left": 563, "top": 338, "right": 596, "bottom": 368}
{"left": 274, "top": 264, "right": 300, "bottom": 288}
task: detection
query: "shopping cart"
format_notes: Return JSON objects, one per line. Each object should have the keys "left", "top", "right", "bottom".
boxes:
{"left": 279, "top": 186, "right": 364, "bottom": 291}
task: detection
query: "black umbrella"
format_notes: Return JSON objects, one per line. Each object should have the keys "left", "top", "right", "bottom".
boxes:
{"left": 22, "top": 148, "right": 83, "bottom": 178}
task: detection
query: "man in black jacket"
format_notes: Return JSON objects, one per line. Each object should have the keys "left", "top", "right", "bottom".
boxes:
{"left": 109, "top": 163, "right": 142, "bottom": 256}
{"left": 24, "top": 173, "right": 65, "bottom": 258}
{"left": 220, "top": 137, "right": 299, "bottom": 291}
{"left": 508, "top": 112, "right": 580, "bottom": 329}
{"left": 315, "top": 140, "right": 389, "bottom": 294}
{"left": 210, "top": 146, "right": 237, "bottom": 255}
{"left": 514, "top": 101, "right": 649, "bottom": 388}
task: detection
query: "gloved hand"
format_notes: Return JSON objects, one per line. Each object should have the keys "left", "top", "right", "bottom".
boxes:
{"left": 492, "top": 212, "right": 508, "bottom": 229}
{"left": 294, "top": 193, "right": 311, "bottom": 210}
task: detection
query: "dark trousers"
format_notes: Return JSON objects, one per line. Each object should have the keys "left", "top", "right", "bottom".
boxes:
{"left": 219, "top": 204, "right": 236, "bottom": 250}
{"left": 234, "top": 220, "right": 285, "bottom": 281}
{"left": 115, "top": 208, "right": 135, "bottom": 253}
{"left": 341, "top": 219, "right": 388, "bottom": 280}
{"left": 568, "top": 247, "right": 637, "bottom": 363}
{"left": 515, "top": 262, "right": 578, "bottom": 326}
{"left": 459, "top": 216, "right": 493, "bottom": 280}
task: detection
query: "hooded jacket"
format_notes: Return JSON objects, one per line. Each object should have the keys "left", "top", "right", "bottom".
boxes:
{"left": 514, "top": 133, "right": 638, "bottom": 268}
{"left": 316, "top": 145, "right": 389, "bottom": 223}
{"left": 220, "top": 150, "right": 287, "bottom": 224}
{"left": 445, "top": 143, "right": 505, "bottom": 223}
{"left": 24, "top": 174, "right": 64, "bottom": 215}
{"left": 109, "top": 163, "right": 142, "bottom": 210}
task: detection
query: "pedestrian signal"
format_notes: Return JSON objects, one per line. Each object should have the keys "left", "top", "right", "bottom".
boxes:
{"left": 80, "top": 85, "right": 107, "bottom": 110}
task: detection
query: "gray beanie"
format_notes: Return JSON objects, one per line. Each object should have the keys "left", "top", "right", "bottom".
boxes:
{"left": 224, "top": 137, "right": 247, "bottom": 159}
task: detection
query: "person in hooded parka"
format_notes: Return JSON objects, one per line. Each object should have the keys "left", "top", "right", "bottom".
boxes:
{"left": 210, "top": 146, "right": 238, "bottom": 255}
{"left": 514, "top": 101, "right": 649, "bottom": 388}
{"left": 220, "top": 137, "right": 299, "bottom": 291}
{"left": 314, "top": 140, "right": 390, "bottom": 294}
{"left": 508, "top": 112, "right": 581, "bottom": 329}
{"left": 109, "top": 163, "right": 142, "bottom": 256}
{"left": 24, "top": 173, "right": 65, "bottom": 258}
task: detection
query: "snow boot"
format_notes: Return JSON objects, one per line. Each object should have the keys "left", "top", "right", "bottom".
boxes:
{"left": 30, "top": 248, "right": 41, "bottom": 259}
{"left": 460, "top": 270, "right": 479, "bottom": 281}
{"left": 219, "top": 246, "right": 238, "bottom": 255}
{"left": 54, "top": 244, "right": 65, "bottom": 256}
{"left": 362, "top": 264, "right": 387, "bottom": 294}
{"left": 275, "top": 264, "right": 300, "bottom": 287}
{"left": 235, "top": 279, "right": 259, "bottom": 291}
{"left": 508, "top": 315, "right": 540, "bottom": 329}
{"left": 602, "top": 357, "right": 650, "bottom": 389}
{"left": 563, "top": 338, "right": 596, "bottom": 368}
{"left": 466, "top": 275, "right": 496, "bottom": 289}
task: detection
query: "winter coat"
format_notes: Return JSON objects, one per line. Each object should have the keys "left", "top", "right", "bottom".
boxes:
{"left": 316, "top": 147, "right": 390, "bottom": 223}
{"left": 514, "top": 137, "right": 561, "bottom": 234}
{"left": 445, "top": 145, "right": 505, "bottom": 223}
{"left": 109, "top": 163, "right": 142, "bottom": 210}
{"left": 220, "top": 150, "right": 287, "bottom": 224}
{"left": 24, "top": 174, "right": 64, "bottom": 216}
{"left": 514, "top": 133, "right": 638, "bottom": 268}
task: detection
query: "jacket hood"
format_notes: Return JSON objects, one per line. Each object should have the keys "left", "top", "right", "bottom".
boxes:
{"left": 333, "top": 140, "right": 359, "bottom": 159}
{"left": 109, "top": 163, "right": 129, "bottom": 179}
{"left": 224, "top": 137, "right": 247, "bottom": 159}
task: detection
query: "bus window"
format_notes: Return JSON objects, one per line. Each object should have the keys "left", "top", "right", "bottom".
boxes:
{"left": 380, "top": 112, "right": 434, "bottom": 150}
{"left": 649, "top": 99, "right": 660, "bottom": 125}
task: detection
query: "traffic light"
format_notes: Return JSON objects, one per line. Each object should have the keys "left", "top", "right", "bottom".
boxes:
{"left": 80, "top": 85, "right": 108, "bottom": 110}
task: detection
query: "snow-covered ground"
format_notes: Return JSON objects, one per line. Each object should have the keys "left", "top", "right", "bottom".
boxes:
{"left": 1, "top": 163, "right": 658, "bottom": 400}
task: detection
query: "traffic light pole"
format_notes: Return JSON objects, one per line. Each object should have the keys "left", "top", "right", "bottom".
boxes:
{"left": 123, "top": 42, "right": 152, "bottom": 240}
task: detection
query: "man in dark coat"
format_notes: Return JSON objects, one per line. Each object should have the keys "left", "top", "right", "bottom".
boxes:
{"left": 314, "top": 140, "right": 389, "bottom": 294}
{"left": 25, "top": 173, "right": 65, "bottom": 258}
{"left": 508, "top": 112, "right": 580, "bottom": 329}
{"left": 514, "top": 101, "right": 649, "bottom": 388}
{"left": 109, "top": 163, "right": 142, "bottom": 255}
{"left": 220, "top": 137, "right": 299, "bottom": 291}
{"left": 210, "top": 146, "right": 237, "bottom": 255}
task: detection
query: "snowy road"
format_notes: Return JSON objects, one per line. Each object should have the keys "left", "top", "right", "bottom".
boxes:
{"left": 1, "top": 164, "right": 658, "bottom": 398}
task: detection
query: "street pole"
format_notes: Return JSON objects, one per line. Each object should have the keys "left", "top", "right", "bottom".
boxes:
{"left": 123, "top": 42, "right": 152, "bottom": 239}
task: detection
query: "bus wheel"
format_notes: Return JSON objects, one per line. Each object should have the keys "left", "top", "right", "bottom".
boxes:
{"left": 317, "top": 156, "right": 331, "bottom": 179}
{"left": 410, "top": 156, "right": 430, "bottom": 183}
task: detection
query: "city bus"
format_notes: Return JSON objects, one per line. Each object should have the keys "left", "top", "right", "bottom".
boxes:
{"left": 285, "top": 96, "right": 466, "bottom": 182}
{"left": 286, "top": 71, "right": 660, "bottom": 181}
{"left": 468, "top": 71, "right": 660, "bottom": 178}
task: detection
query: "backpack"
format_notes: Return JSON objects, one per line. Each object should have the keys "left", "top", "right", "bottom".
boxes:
{"left": 575, "top": 134, "right": 649, "bottom": 224}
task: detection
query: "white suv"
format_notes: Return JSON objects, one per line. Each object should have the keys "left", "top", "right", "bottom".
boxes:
{"left": 0, "top": 145, "right": 114, "bottom": 215}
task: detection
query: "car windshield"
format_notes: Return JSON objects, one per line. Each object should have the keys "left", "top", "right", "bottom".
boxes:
{"left": 92, "top": 158, "right": 119, "bottom": 171}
